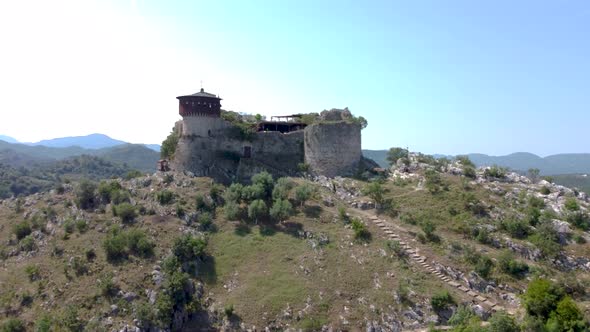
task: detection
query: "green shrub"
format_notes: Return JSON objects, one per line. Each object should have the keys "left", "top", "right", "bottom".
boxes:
{"left": 497, "top": 251, "right": 529, "bottom": 278}
{"left": 1, "top": 319, "right": 25, "bottom": 332}
{"left": 195, "top": 194, "right": 212, "bottom": 212}
{"left": 209, "top": 183, "right": 225, "bottom": 205}
{"left": 431, "top": 290, "right": 455, "bottom": 311}
{"left": 63, "top": 219, "right": 75, "bottom": 235}
{"left": 125, "top": 170, "right": 143, "bottom": 180}
{"left": 566, "top": 211, "right": 590, "bottom": 231}
{"left": 71, "top": 256, "right": 88, "bottom": 276}
{"left": 75, "top": 180, "right": 97, "bottom": 210}
{"left": 463, "top": 166, "right": 476, "bottom": 179}
{"left": 488, "top": 311, "right": 519, "bottom": 332}
{"left": 62, "top": 305, "right": 83, "bottom": 332}
{"left": 98, "top": 181, "right": 122, "bottom": 203}
{"left": 161, "top": 128, "right": 179, "bottom": 159}
{"left": 198, "top": 212, "right": 213, "bottom": 230}
{"left": 156, "top": 190, "right": 175, "bottom": 205}
{"left": 126, "top": 229, "right": 155, "bottom": 258}
{"left": 540, "top": 186, "right": 551, "bottom": 195}
{"left": 387, "top": 147, "right": 409, "bottom": 166}
{"left": 25, "top": 264, "right": 40, "bottom": 281}
{"left": 338, "top": 206, "right": 349, "bottom": 223}
{"left": 12, "top": 221, "right": 31, "bottom": 240}
{"left": 528, "top": 196, "right": 545, "bottom": 209}
{"left": 424, "top": 169, "right": 446, "bottom": 193}
{"left": 272, "top": 177, "right": 293, "bottom": 200}
{"left": 362, "top": 181, "right": 386, "bottom": 206}
{"left": 20, "top": 235, "right": 35, "bottom": 252}
{"left": 546, "top": 296, "right": 588, "bottom": 331}
{"left": 526, "top": 206, "right": 541, "bottom": 226}
{"left": 75, "top": 220, "right": 88, "bottom": 233}
{"left": 564, "top": 198, "right": 580, "bottom": 212}
{"left": 385, "top": 240, "right": 405, "bottom": 258}
{"left": 351, "top": 218, "right": 371, "bottom": 241}
{"left": 529, "top": 222, "right": 561, "bottom": 258}
{"left": 251, "top": 171, "right": 274, "bottom": 199}
{"left": 475, "top": 227, "right": 491, "bottom": 245}
{"left": 103, "top": 228, "right": 128, "bottom": 261}
{"left": 85, "top": 248, "right": 96, "bottom": 261}
{"left": 484, "top": 165, "right": 507, "bottom": 178}
{"left": 99, "top": 273, "right": 118, "bottom": 297}
{"left": 269, "top": 198, "right": 293, "bottom": 222}
{"left": 172, "top": 234, "right": 207, "bottom": 263}
{"left": 522, "top": 278, "right": 564, "bottom": 319}
{"left": 456, "top": 155, "right": 475, "bottom": 168}
{"left": 448, "top": 305, "right": 475, "bottom": 326}
{"left": 248, "top": 199, "right": 267, "bottom": 223}
{"left": 502, "top": 218, "right": 530, "bottom": 238}
{"left": 223, "top": 183, "right": 243, "bottom": 203}
{"left": 295, "top": 184, "right": 314, "bottom": 207}
{"left": 474, "top": 255, "right": 494, "bottom": 278}
{"left": 35, "top": 315, "right": 52, "bottom": 332}
{"left": 113, "top": 203, "right": 137, "bottom": 223}
{"left": 224, "top": 304, "right": 234, "bottom": 317}
{"left": 223, "top": 201, "right": 241, "bottom": 221}
{"left": 420, "top": 219, "right": 439, "bottom": 242}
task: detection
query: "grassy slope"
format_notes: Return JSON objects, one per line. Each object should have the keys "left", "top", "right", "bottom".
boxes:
{"left": 1, "top": 172, "right": 589, "bottom": 329}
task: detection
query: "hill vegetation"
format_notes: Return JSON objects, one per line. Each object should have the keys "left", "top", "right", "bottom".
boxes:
{"left": 0, "top": 151, "right": 589, "bottom": 331}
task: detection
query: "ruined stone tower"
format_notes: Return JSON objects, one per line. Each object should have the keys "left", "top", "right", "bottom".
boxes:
{"left": 304, "top": 109, "right": 362, "bottom": 177}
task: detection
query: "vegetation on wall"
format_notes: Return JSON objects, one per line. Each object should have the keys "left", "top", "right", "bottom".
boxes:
{"left": 160, "top": 127, "right": 180, "bottom": 159}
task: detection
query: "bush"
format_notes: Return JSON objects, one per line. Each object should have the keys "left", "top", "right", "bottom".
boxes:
{"left": 209, "top": 183, "right": 224, "bottom": 205}
{"left": 448, "top": 305, "right": 475, "bottom": 326}
{"left": 424, "top": 169, "right": 446, "bottom": 193}
{"left": 272, "top": 177, "right": 293, "bottom": 201}
{"left": 431, "top": 290, "right": 455, "bottom": 311}
{"left": 420, "top": 220, "right": 439, "bottom": 242}
{"left": 99, "top": 273, "right": 119, "bottom": 297}
{"left": 338, "top": 206, "right": 349, "bottom": 223}
{"left": 125, "top": 170, "right": 143, "bottom": 180}
{"left": 62, "top": 305, "right": 83, "bottom": 332}
{"left": 113, "top": 203, "right": 137, "bottom": 223}
{"left": 75, "top": 180, "right": 97, "bottom": 210}
{"left": 528, "top": 196, "right": 545, "bottom": 209}
{"left": 241, "top": 184, "right": 266, "bottom": 203}
{"left": 156, "top": 190, "right": 175, "bottom": 205}
{"left": 522, "top": 278, "right": 564, "bottom": 319}
{"left": 351, "top": 218, "right": 371, "bottom": 241}
{"left": 564, "top": 197, "right": 580, "bottom": 211}
{"left": 484, "top": 165, "right": 507, "bottom": 178}
{"left": 224, "top": 304, "right": 234, "bottom": 317}
{"left": 1, "top": 319, "right": 25, "bottom": 332}
{"left": 456, "top": 155, "right": 475, "bottom": 168}
{"left": 566, "top": 211, "right": 590, "bottom": 231}
{"left": 546, "top": 296, "right": 588, "bottom": 331}
{"left": 251, "top": 171, "right": 274, "bottom": 199}
{"left": 20, "top": 235, "right": 35, "bottom": 252}
{"left": 529, "top": 222, "right": 561, "bottom": 258}
{"left": 172, "top": 234, "right": 207, "bottom": 263}
{"left": 294, "top": 184, "right": 314, "bottom": 207}
{"left": 197, "top": 212, "right": 213, "bottom": 231}
{"left": 497, "top": 251, "right": 529, "bottom": 278}
{"left": 161, "top": 128, "right": 179, "bottom": 159}
{"left": 248, "top": 199, "right": 267, "bottom": 223}
{"left": 126, "top": 229, "right": 155, "bottom": 258}
{"left": 502, "top": 218, "right": 530, "bottom": 239}
{"left": 269, "top": 198, "right": 293, "bottom": 222}
{"left": 463, "top": 166, "right": 476, "bottom": 179}
{"left": 223, "top": 183, "right": 243, "bottom": 203}
{"left": 362, "top": 181, "right": 386, "bottom": 207}
{"left": 75, "top": 220, "right": 88, "bottom": 233}
{"left": 98, "top": 180, "right": 123, "bottom": 203}
{"left": 223, "top": 201, "right": 241, "bottom": 221}
{"left": 540, "top": 186, "right": 551, "bottom": 195}
{"left": 12, "top": 221, "right": 31, "bottom": 240}
{"left": 35, "top": 315, "right": 52, "bottom": 332}
{"left": 488, "top": 312, "right": 519, "bottom": 332}
{"left": 474, "top": 255, "right": 494, "bottom": 278}
{"left": 475, "top": 227, "right": 491, "bottom": 245}
{"left": 387, "top": 147, "right": 409, "bottom": 166}
{"left": 103, "top": 228, "right": 128, "bottom": 261}
{"left": 385, "top": 240, "right": 405, "bottom": 258}
{"left": 195, "top": 194, "right": 212, "bottom": 212}
{"left": 25, "top": 264, "right": 40, "bottom": 281}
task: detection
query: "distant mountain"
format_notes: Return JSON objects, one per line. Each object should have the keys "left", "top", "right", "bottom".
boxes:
{"left": 362, "top": 150, "right": 590, "bottom": 175}
{"left": 144, "top": 144, "right": 161, "bottom": 152}
{"left": 29, "top": 133, "right": 126, "bottom": 149}
{"left": 0, "top": 141, "right": 159, "bottom": 172}
{"left": 0, "top": 135, "right": 18, "bottom": 143}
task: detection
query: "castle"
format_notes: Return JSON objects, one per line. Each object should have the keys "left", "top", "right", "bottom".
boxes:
{"left": 169, "top": 88, "right": 374, "bottom": 183}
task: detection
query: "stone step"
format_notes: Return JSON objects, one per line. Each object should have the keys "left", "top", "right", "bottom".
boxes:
{"left": 448, "top": 281, "right": 460, "bottom": 288}
{"left": 476, "top": 295, "right": 487, "bottom": 302}
{"left": 458, "top": 286, "right": 469, "bottom": 292}
{"left": 467, "top": 291, "right": 478, "bottom": 297}
{"left": 370, "top": 216, "right": 379, "bottom": 220}
{"left": 483, "top": 300, "right": 496, "bottom": 308}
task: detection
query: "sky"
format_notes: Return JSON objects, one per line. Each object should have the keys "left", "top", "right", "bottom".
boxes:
{"left": 0, "top": 0, "right": 588, "bottom": 156}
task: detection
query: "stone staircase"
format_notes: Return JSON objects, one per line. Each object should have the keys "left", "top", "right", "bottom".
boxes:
{"left": 367, "top": 215, "right": 516, "bottom": 315}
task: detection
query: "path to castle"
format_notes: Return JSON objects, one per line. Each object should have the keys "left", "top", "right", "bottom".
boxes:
{"left": 349, "top": 207, "right": 520, "bottom": 317}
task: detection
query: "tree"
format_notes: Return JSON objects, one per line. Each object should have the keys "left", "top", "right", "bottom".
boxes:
{"left": 251, "top": 171, "right": 274, "bottom": 199}
{"left": 522, "top": 278, "right": 564, "bottom": 319}
{"left": 224, "top": 201, "right": 241, "bottom": 221}
{"left": 546, "top": 296, "right": 588, "bottom": 331}
{"left": 295, "top": 184, "right": 314, "bottom": 207}
{"left": 75, "top": 180, "right": 97, "bottom": 210}
{"left": 386, "top": 147, "right": 408, "bottom": 166}
{"left": 161, "top": 128, "right": 179, "bottom": 159}
{"left": 269, "top": 199, "right": 292, "bottom": 222}
{"left": 272, "top": 177, "right": 293, "bottom": 200}
{"left": 528, "top": 168, "right": 541, "bottom": 183}
{"left": 488, "top": 312, "right": 519, "bottom": 332}
{"left": 456, "top": 155, "right": 475, "bottom": 168}
{"left": 248, "top": 199, "right": 267, "bottom": 224}
{"left": 362, "top": 181, "right": 385, "bottom": 208}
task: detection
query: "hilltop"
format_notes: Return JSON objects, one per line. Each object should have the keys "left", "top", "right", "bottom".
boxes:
{"left": 0, "top": 153, "right": 588, "bottom": 331}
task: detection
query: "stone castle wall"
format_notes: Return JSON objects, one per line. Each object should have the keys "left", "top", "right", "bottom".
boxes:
{"left": 181, "top": 116, "right": 230, "bottom": 137}
{"left": 304, "top": 122, "right": 361, "bottom": 177}
{"left": 172, "top": 122, "right": 304, "bottom": 184}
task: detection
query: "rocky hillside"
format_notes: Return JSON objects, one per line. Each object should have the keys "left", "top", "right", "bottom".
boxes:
{"left": 0, "top": 155, "right": 589, "bottom": 331}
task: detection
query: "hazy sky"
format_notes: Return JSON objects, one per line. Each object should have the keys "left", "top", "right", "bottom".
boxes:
{"left": 0, "top": 0, "right": 588, "bottom": 156}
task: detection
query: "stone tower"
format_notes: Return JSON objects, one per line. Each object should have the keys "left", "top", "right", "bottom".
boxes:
{"left": 303, "top": 109, "right": 362, "bottom": 177}
{"left": 176, "top": 88, "right": 227, "bottom": 137}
